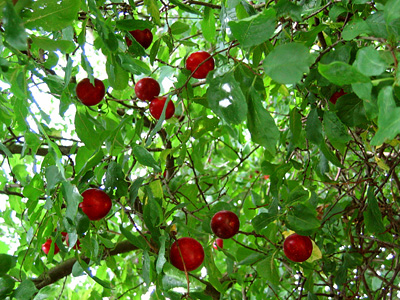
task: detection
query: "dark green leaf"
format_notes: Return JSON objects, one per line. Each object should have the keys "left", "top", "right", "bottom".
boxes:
{"left": 74, "top": 107, "right": 104, "bottom": 150}
{"left": 170, "top": 22, "right": 190, "bottom": 35}
{"left": 323, "top": 111, "right": 351, "bottom": 153}
{"left": 257, "top": 255, "right": 279, "bottom": 286}
{"left": 143, "top": 250, "right": 151, "bottom": 285}
{"left": 25, "top": 0, "right": 80, "bottom": 32}
{"left": 318, "top": 62, "right": 370, "bottom": 86}
{"left": 286, "top": 203, "right": 320, "bottom": 235}
{"left": 0, "top": 255, "right": 16, "bottom": 276}
{"left": 364, "top": 187, "right": 386, "bottom": 235}
{"left": 384, "top": 0, "right": 400, "bottom": 24}
{"left": 342, "top": 18, "right": 371, "bottom": 41}
{"left": 275, "top": 0, "right": 302, "bottom": 21}
{"left": 336, "top": 94, "right": 369, "bottom": 127}
{"left": 133, "top": 145, "right": 161, "bottom": 172}
{"left": 306, "top": 109, "right": 323, "bottom": 145}
{"left": 229, "top": 9, "right": 276, "bottom": 47}
{"left": 62, "top": 182, "right": 82, "bottom": 221}
{"left": 353, "top": 46, "right": 387, "bottom": 76}
{"left": 207, "top": 72, "right": 247, "bottom": 125}
{"left": 14, "top": 280, "right": 38, "bottom": 300}
{"left": 252, "top": 213, "right": 276, "bottom": 233}
{"left": 120, "top": 225, "right": 149, "bottom": 250}
{"left": 115, "top": 19, "right": 153, "bottom": 31}
{"left": 264, "top": 43, "right": 315, "bottom": 84}
{"left": 0, "top": 275, "right": 15, "bottom": 297}
{"left": 290, "top": 108, "right": 302, "bottom": 146}
{"left": 371, "top": 86, "right": 400, "bottom": 145}
{"left": 3, "top": 1, "right": 27, "bottom": 50}
{"left": 104, "top": 161, "right": 128, "bottom": 198}
{"left": 247, "top": 88, "right": 279, "bottom": 155}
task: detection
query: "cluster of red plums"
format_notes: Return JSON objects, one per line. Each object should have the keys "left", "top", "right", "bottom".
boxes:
{"left": 73, "top": 28, "right": 314, "bottom": 269}
{"left": 75, "top": 28, "right": 215, "bottom": 122}
{"left": 42, "top": 188, "right": 111, "bottom": 255}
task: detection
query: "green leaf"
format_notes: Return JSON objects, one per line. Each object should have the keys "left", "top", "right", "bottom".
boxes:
{"left": 247, "top": 88, "right": 279, "bottom": 155}
{"left": 120, "top": 225, "right": 149, "bottom": 250}
{"left": 318, "top": 62, "right": 370, "bottom": 86}
{"left": 132, "top": 145, "right": 161, "bottom": 172}
{"left": 78, "top": 259, "right": 112, "bottom": 289}
{"left": 336, "top": 94, "right": 369, "bottom": 127}
{"left": 290, "top": 108, "right": 302, "bottom": 146}
{"left": 264, "top": 43, "right": 315, "bottom": 84}
{"left": 371, "top": 86, "right": 400, "bottom": 145}
{"left": 342, "top": 18, "right": 371, "bottom": 41}
{"left": 275, "top": 0, "right": 302, "bottom": 21}
{"left": 0, "top": 275, "right": 15, "bottom": 298}
{"left": 207, "top": 72, "right": 248, "bottom": 125}
{"left": 169, "top": 0, "right": 201, "bottom": 15}
{"left": 353, "top": 46, "right": 387, "bottom": 77}
{"left": 319, "top": 142, "right": 344, "bottom": 168}
{"left": 95, "top": 19, "right": 118, "bottom": 52}
{"left": 115, "top": 19, "right": 153, "bottom": 31}
{"left": 118, "top": 54, "right": 151, "bottom": 75}
{"left": 105, "top": 161, "right": 128, "bottom": 198}
{"left": 143, "top": 250, "right": 151, "bottom": 286}
{"left": 363, "top": 186, "right": 385, "bottom": 235}
{"left": 384, "top": 0, "right": 400, "bottom": 24}
{"left": 143, "top": 197, "right": 163, "bottom": 233}
{"left": 257, "top": 255, "right": 279, "bottom": 286}
{"left": 14, "top": 280, "right": 37, "bottom": 300}
{"left": 323, "top": 111, "right": 351, "bottom": 153}
{"left": 156, "top": 235, "right": 167, "bottom": 274}
{"left": 62, "top": 182, "right": 82, "bottom": 222}
{"left": 170, "top": 21, "right": 190, "bottom": 35}
{"left": 31, "top": 36, "right": 75, "bottom": 53}
{"left": 23, "top": 174, "right": 44, "bottom": 201}
{"left": 0, "top": 142, "right": 13, "bottom": 158}
{"left": 45, "top": 165, "right": 65, "bottom": 192}
{"left": 252, "top": 213, "right": 276, "bottom": 233}
{"left": 306, "top": 109, "right": 323, "bottom": 145}
{"left": 201, "top": 7, "right": 216, "bottom": 42}
{"left": 74, "top": 107, "right": 104, "bottom": 150}
{"left": 25, "top": 0, "right": 80, "bottom": 32}
{"left": 0, "top": 255, "right": 16, "bottom": 276}
{"left": 144, "top": 0, "right": 160, "bottom": 25}
{"left": 286, "top": 203, "right": 320, "bottom": 235}
{"left": 228, "top": 9, "right": 276, "bottom": 48}
{"left": 3, "top": 1, "right": 27, "bottom": 50}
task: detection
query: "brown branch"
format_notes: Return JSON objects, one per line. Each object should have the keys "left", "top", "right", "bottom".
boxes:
{"left": 32, "top": 240, "right": 138, "bottom": 290}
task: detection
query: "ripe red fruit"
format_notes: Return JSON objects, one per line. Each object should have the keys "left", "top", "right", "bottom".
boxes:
{"left": 41, "top": 238, "right": 59, "bottom": 255}
{"left": 134, "top": 78, "right": 160, "bottom": 101}
{"left": 126, "top": 29, "right": 153, "bottom": 49}
{"left": 79, "top": 189, "right": 112, "bottom": 221}
{"left": 329, "top": 89, "right": 346, "bottom": 105}
{"left": 76, "top": 78, "right": 106, "bottom": 106}
{"left": 213, "top": 238, "right": 224, "bottom": 250}
{"left": 169, "top": 237, "right": 205, "bottom": 271}
{"left": 283, "top": 233, "right": 313, "bottom": 262}
{"left": 211, "top": 210, "right": 240, "bottom": 239}
{"left": 185, "top": 51, "right": 215, "bottom": 79}
{"left": 149, "top": 96, "right": 175, "bottom": 120}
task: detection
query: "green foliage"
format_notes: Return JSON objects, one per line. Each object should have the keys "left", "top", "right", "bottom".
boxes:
{"left": 0, "top": 0, "right": 399, "bottom": 300}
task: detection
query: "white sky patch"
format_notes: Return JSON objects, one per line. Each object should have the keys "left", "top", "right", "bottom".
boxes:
{"left": 219, "top": 99, "right": 232, "bottom": 108}
{"left": 221, "top": 83, "right": 231, "bottom": 93}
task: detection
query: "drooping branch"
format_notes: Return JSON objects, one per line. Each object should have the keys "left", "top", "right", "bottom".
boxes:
{"left": 32, "top": 240, "right": 138, "bottom": 290}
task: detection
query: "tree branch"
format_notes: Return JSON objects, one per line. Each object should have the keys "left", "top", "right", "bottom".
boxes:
{"left": 32, "top": 240, "right": 138, "bottom": 290}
